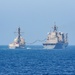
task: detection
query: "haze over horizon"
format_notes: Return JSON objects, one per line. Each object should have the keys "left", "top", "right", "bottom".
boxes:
{"left": 0, "top": 0, "right": 75, "bottom": 45}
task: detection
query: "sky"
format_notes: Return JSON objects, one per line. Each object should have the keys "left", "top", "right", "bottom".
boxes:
{"left": 0, "top": 0, "right": 75, "bottom": 45}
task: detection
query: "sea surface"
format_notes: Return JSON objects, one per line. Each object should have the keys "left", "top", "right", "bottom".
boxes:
{"left": 0, "top": 45, "right": 75, "bottom": 75}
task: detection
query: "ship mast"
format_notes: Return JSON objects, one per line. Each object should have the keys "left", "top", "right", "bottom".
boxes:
{"left": 66, "top": 33, "right": 68, "bottom": 43}
{"left": 53, "top": 22, "right": 59, "bottom": 41}
{"left": 18, "top": 27, "right": 21, "bottom": 43}
{"left": 52, "top": 22, "right": 57, "bottom": 32}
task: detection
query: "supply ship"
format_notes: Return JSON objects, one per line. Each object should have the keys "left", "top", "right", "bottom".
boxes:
{"left": 9, "top": 27, "right": 25, "bottom": 49}
{"left": 43, "top": 24, "right": 68, "bottom": 49}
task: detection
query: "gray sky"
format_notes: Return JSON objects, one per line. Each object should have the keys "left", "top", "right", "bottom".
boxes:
{"left": 0, "top": 0, "right": 75, "bottom": 45}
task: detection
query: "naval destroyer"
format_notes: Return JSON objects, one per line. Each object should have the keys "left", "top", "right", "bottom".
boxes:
{"left": 43, "top": 24, "right": 68, "bottom": 49}
{"left": 9, "top": 27, "right": 25, "bottom": 49}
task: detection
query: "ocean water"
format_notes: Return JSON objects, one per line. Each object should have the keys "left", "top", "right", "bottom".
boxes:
{"left": 0, "top": 45, "right": 75, "bottom": 75}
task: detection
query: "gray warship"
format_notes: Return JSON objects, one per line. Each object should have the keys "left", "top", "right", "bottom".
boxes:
{"left": 43, "top": 24, "right": 68, "bottom": 49}
{"left": 9, "top": 27, "right": 25, "bottom": 49}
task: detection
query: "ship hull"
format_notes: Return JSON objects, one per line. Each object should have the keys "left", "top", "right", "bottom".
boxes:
{"left": 43, "top": 43, "right": 68, "bottom": 49}
{"left": 15, "top": 45, "right": 25, "bottom": 49}
{"left": 9, "top": 44, "right": 25, "bottom": 49}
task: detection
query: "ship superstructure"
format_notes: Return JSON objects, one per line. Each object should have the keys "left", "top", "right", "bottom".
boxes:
{"left": 43, "top": 24, "right": 68, "bottom": 49}
{"left": 9, "top": 27, "right": 25, "bottom": 49}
